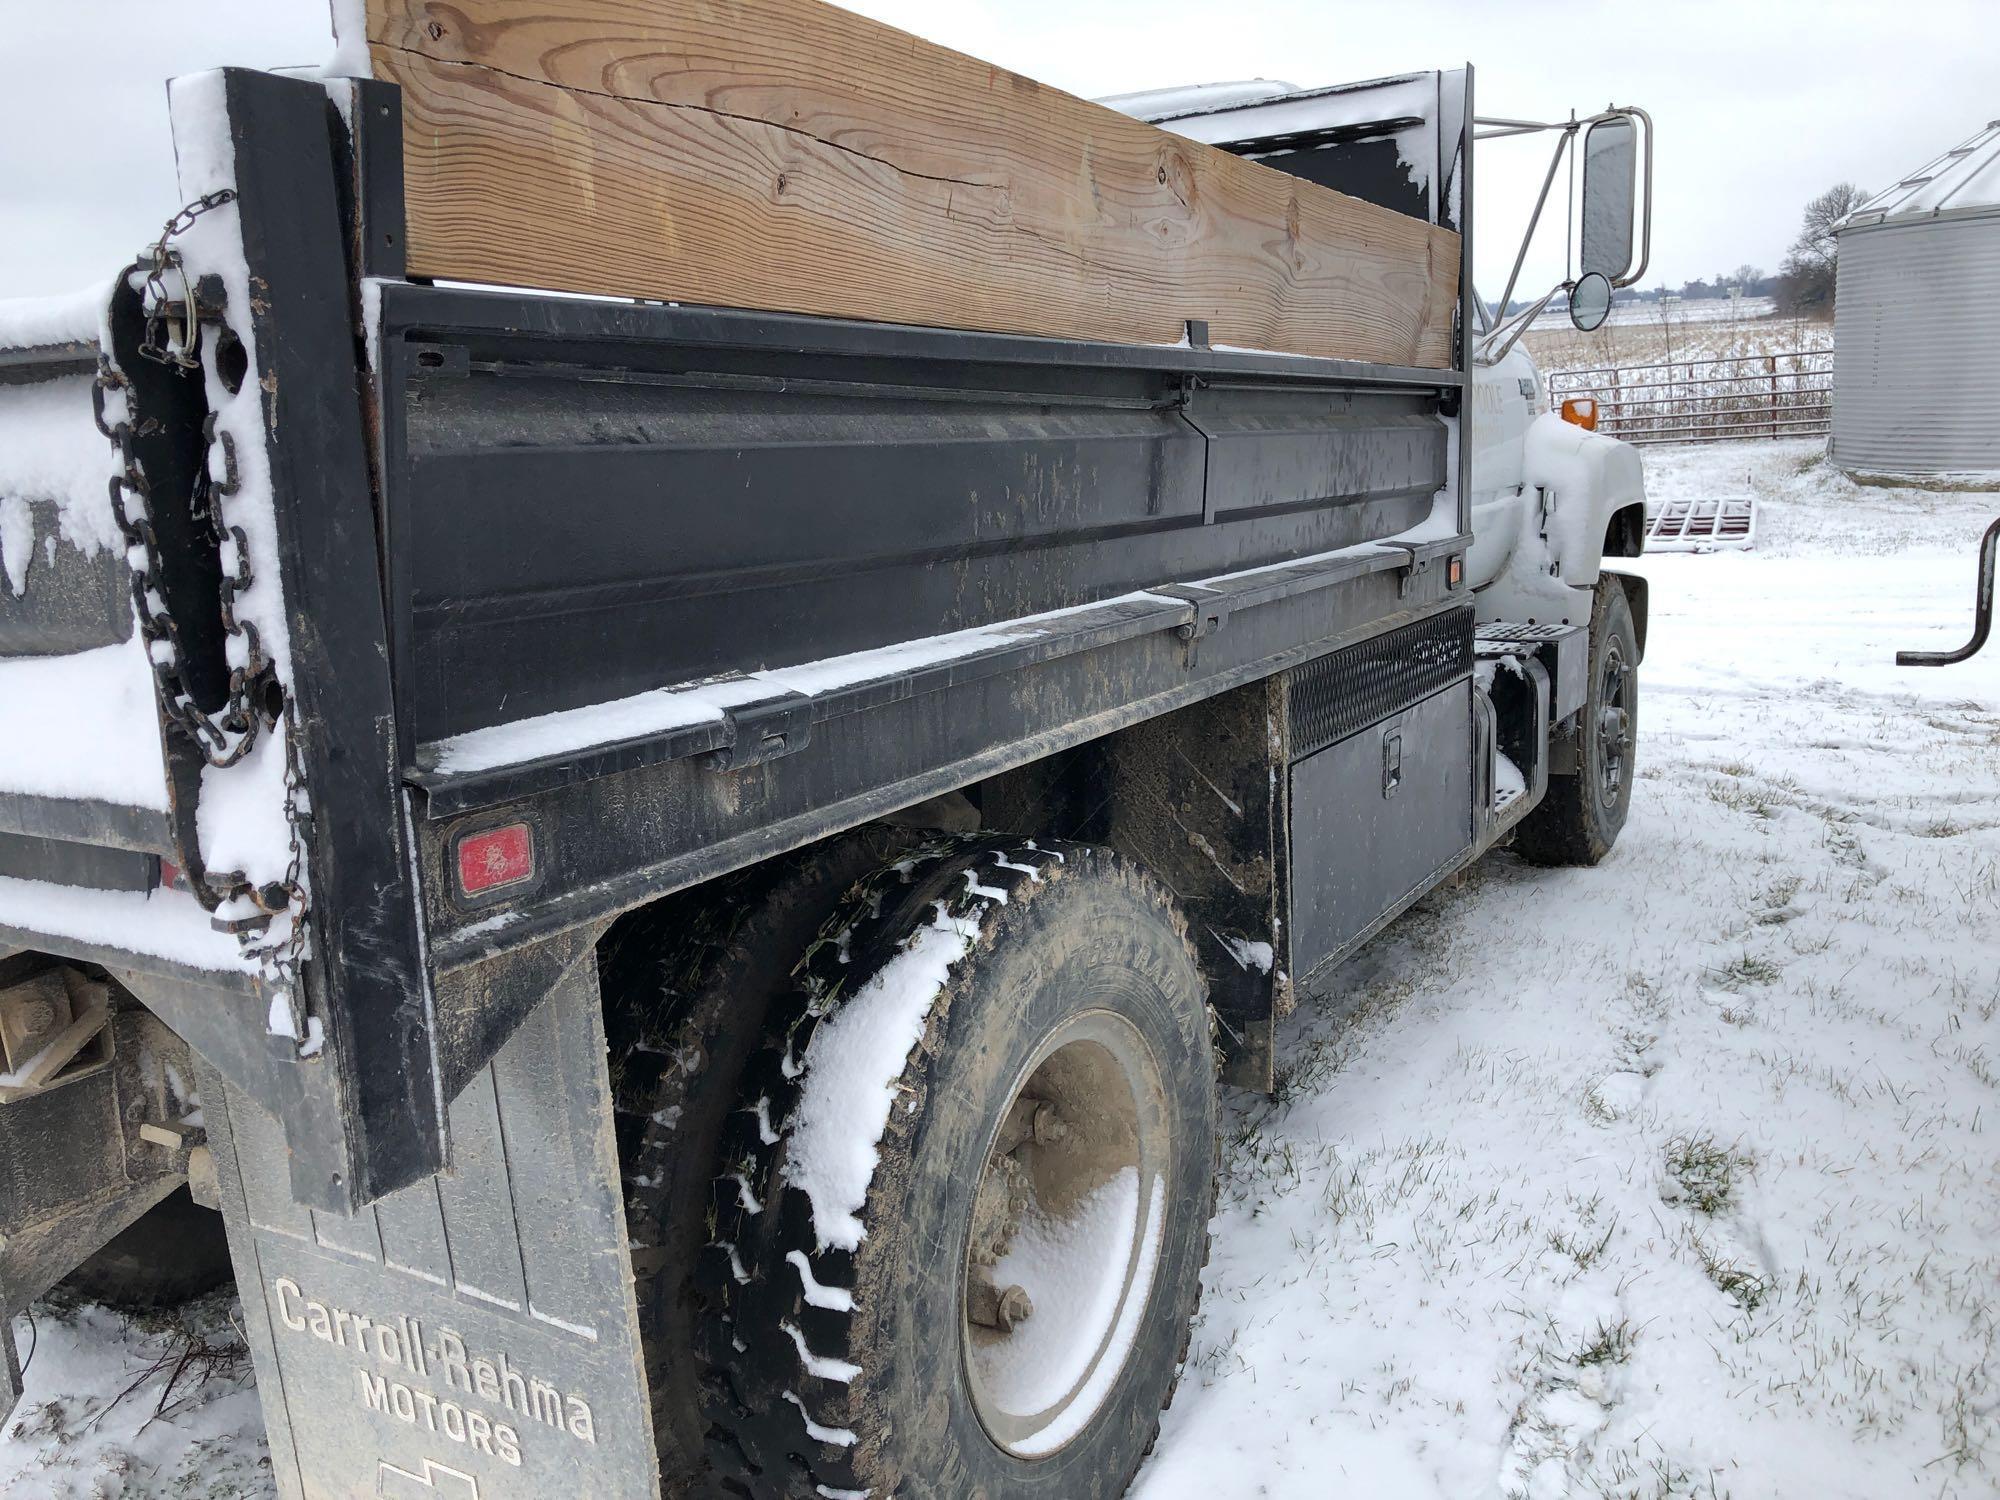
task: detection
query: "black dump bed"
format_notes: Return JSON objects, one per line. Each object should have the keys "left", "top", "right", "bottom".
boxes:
{"left": 0, "top": 66, "right": 1471, "bottom": 1211}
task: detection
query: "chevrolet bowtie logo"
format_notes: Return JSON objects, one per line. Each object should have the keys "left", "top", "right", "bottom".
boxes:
{"left": 377, "top": 1459, "right": 480, "bottom": 1499}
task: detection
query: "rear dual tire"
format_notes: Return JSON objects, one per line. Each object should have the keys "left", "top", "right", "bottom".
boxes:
{"left": 607, "top": 826, "right": 922, "bottom": 1489}
{"left": 59, "top": 1186, "right": 233, "bottom": 1310}
{"left": 696, "top": 838, "right": 1217, "bottom": 1499}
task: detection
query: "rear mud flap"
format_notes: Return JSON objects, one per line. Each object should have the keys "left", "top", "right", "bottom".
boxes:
{"left": 203, "top": 958, "right": 660, "bottom": 1499}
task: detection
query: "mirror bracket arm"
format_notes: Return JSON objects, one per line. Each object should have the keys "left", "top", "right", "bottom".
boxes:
{"left": 1476, "top": 103, "right": 1653, "bottom": 333}
{"left": 1474, "top": 281, "right": 1567, "bottom": 367}
{"left": 1491, "top": 127, "right": 1576, "bottom": 332}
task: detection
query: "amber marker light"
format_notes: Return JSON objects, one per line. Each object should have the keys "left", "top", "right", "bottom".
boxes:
{"left": 1560, "top": 396, "right": 1599, "bottom": 431}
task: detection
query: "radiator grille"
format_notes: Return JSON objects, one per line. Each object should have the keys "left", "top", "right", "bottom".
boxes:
{"left": 1288, "top": 608, "right": 1472, "bottom": 757}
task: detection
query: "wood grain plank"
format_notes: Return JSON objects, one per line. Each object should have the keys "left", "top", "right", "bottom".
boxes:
{"left": 366, "top": 0, "right": 1458, "bottom": 367}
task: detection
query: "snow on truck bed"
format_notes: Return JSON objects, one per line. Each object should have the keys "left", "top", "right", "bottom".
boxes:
{"left": 0, "top": 285, "right": 172, "bottom": 814}
{"left": 426, "top": 489, "right": 1462, "bottom": 780}
{"left": 7, "top": 442, "right": 1999, "bottom": 1498}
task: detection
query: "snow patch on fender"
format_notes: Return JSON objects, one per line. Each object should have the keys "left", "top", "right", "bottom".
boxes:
{"left": 0, "top": 495, "right": 30, "bottom": 595}
{"left": 0, "top": 283, "right": 109, "bottom": 351}
{"left": 785, "top": 898, "right": 985, "bottom": 1252}
{"left": 0, "top": 366, "right": 125, "bottom": 581}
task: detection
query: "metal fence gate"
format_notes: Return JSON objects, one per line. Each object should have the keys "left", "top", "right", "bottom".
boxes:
{"left": 1546, "top": 349, "right": 1833, "bottom": 446}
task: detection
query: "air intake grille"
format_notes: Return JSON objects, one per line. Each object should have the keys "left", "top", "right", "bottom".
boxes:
{"left": 1288, "top": 608, "right": 1472, "bottom": 757}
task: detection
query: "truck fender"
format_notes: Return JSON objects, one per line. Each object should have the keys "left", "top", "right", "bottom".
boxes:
{"left": 1521, "top": 412, "right": 1646, "bottom": 588}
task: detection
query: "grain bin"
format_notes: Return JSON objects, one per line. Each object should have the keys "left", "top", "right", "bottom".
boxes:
{"left": 1832, "top": 120, "right": 2000, "bottom": 481}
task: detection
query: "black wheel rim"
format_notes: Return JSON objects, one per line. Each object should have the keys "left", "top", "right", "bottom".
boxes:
{"left": 1595, "top": 638, "right": 1632, "bottom": 807}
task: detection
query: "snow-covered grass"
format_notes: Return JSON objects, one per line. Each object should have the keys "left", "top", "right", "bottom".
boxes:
{"left": 1, "top": 1292, "right": 268, "bottom": 1499}
{"left": 5, "top": 442, "right": 1997, "bottom": 1499}
{"left": 1530, "top": 296, "right": 1779, "bottom": 333}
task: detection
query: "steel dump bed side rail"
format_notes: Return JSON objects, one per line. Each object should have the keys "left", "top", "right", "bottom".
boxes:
{"left": 378, "top": 285, "right": 1467, "bottom": 965}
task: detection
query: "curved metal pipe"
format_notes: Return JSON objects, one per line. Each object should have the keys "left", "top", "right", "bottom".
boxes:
{"left": 1898, "top": 516, "right": 1998, "bottom": 666}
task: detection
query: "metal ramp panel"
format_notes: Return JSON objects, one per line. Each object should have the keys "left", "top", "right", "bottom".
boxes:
{"left": 1644, "top": 495, "right": 1757, "bottom": 551}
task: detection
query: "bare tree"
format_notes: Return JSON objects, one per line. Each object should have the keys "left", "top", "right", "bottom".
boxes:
{"left": 1779, "top": 183, "right": 1865, "bottom": 313}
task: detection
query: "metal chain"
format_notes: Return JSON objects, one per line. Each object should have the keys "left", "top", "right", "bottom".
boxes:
{"left": 94, "top": 192, "right": 312, "bottom": 986}
{"left": 240, "top": 702, "right": 314, "bottom": 985}
{"left": 91, "top": 363, "right": 263, "bottom": 771}
{"left": 137, "top": 189, "right": 235, "bottom": 369}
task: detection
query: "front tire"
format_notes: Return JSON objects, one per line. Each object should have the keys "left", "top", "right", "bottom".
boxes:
{"left": 1514, "top": 576, "right": 1639, "bottom": 866}
{"left": 700, "top": 838, "right": 1216, "bottom": 1499}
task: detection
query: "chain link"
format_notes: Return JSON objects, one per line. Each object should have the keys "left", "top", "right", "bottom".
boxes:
{"left": 137, "top": 189, "right": 235, "bottom": 369}
{"left": 94, "top": 192, "right": 314, "bottom": 992}
{"left": 91, "top": 361, "right": 263, "bottom": 770}
{"left": 240, "top": 702, "right": 313, "bottom": 984}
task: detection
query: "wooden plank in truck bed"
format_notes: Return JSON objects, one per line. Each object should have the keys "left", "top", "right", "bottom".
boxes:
{"left": 363, "top": 0, "right": 1459, "bottom": 367}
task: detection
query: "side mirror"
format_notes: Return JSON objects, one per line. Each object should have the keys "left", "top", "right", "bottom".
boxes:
{"left": 1569, "top": 272, "right": 1612, "bottom": 332}
{"left": 1580, "top": 114, "right": 1639, "bottom": 281}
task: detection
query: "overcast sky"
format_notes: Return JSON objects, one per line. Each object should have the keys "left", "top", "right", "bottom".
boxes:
{"left": 4, "top": 0, "right": 1994, "bottom": 301}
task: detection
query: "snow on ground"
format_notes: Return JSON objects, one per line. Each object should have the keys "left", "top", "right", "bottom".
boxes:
{"left": 1135, "top": 441, "right": 2000, "bottom": 1500}
{"left": 1530, "top": 295, "right": 1779, "bottom": 332}
{"left": 5, "top": 440, "right": 1997, "bottom": 1499}
{"left": 2, "top": 1293, "right": 268, "bottom": 1499}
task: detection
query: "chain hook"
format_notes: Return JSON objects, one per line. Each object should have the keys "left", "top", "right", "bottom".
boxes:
{"left": 136, "top": 189, "right": 235, "bottom": 370}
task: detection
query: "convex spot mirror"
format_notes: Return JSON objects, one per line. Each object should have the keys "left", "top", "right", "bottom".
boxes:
{"left": 1580, "top": 114, "right": 1639, "bottom": 281}
{"left": 1569, "top": 272, "right": 1612, "bottom": 332}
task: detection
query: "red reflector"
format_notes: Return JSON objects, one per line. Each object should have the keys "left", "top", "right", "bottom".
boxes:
{"left": 159, "top": 857, "right": 182, "bottom": 890}
{"left": 457, "top": 823, "right": 535, "bottom": 896}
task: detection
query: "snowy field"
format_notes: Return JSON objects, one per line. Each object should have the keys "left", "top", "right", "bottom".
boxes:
{"left": 5, "top": 441, "right": 1998, "bottom": 1499}
{"left": 1523, "top": 312, "right": 1832, "bottom": 383}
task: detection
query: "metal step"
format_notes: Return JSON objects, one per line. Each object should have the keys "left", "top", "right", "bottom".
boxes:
{"left": 1475, "top": 620, "right": 1588, "bottom": 723}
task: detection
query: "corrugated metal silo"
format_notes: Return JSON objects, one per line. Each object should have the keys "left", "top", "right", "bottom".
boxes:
{"left": 1832, "top": 121, "right": 2000, "bottom": 479}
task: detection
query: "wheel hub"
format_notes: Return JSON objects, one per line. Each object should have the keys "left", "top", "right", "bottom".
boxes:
{"left": 1596, "top": 643, "right": 1633, "bottom": 803}
{"left": 960, "top": 1011, "right": 1170, "bottom": 1459}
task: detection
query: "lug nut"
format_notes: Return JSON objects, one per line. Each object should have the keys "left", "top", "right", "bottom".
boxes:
{"left": 1031, "top": 1102, "right": 1068, "bottom": 1145}
{"left": 996, "top": 1285, "right": 1034, "bottom": 1330}
{"left": 968, "top": 1279, "right": 1035, "bottom": 1332}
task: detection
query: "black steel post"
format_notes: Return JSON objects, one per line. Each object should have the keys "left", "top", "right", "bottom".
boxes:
{"left": 205, "top": 69, "right": 442, "bottom": 1210}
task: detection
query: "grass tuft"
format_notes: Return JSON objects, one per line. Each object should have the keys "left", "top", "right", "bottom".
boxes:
{"left": 1691, "top": 1236, "right": 1773, "bottom": 1311}
{"left": 1712, "top": 953, "right": 1781, "bottom": 988}
{"left": 1664, "top": 1133, "right": 1754, "bottom": 1215}
{"left": 1575, "top": 1319, "right": 1638, "bottom": 1369}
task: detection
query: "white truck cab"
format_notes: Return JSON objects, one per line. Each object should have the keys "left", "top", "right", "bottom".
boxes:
{"left": 1467, "top": 303, "right": 1647, "bottom": 625}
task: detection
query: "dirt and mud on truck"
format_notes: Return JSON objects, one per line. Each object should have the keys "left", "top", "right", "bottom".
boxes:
{"left": 0, "top": 4, "right": 1655, "bottom": 1495}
